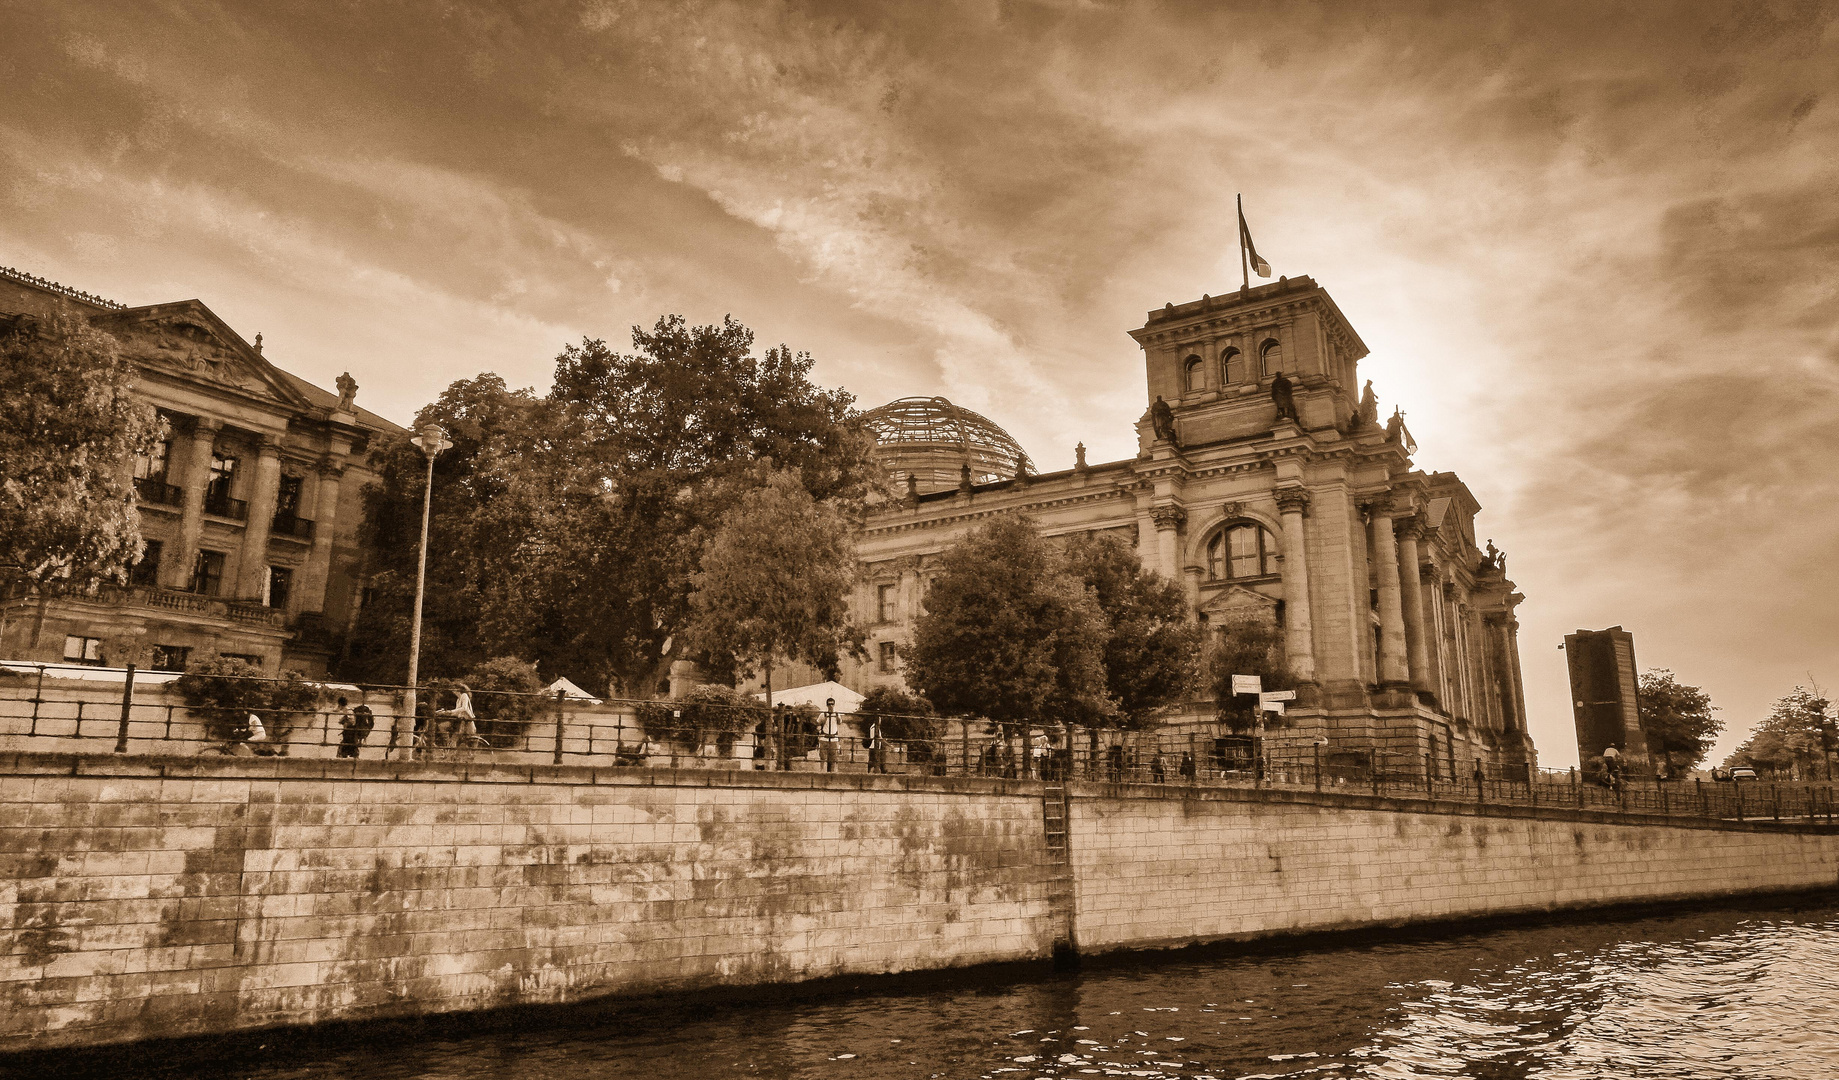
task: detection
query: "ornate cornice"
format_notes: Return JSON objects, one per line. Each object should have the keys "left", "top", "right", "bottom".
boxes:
{"left": 1272, "top": 487, "right": 1312, "bottom": 515}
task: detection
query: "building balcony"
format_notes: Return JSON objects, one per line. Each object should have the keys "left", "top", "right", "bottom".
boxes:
{"left": 202, "top": 490, "right": 248, "bottom": 521}
{"left": 270, "top": 512, "right": 315, "bottom": 541}
{"left": 116, "top": 585, "right": 285, "bottom": 629}
{"left": 133, "top": 477, "right": 184, "bottom": 508}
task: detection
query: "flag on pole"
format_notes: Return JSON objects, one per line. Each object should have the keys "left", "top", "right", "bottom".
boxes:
{"left": 1238, "top": 199, "right": 1272, "bottom": 279}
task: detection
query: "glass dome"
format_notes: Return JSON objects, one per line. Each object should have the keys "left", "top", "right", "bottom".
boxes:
{"left": 859, "top": 396, "right": 1034, "bottom": 494}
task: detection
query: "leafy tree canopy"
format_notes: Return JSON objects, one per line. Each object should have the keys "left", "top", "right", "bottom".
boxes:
{"left": 0, "top": 313, "right": 154, "bottom": 592}
{"left": 338, "top": 317, "right": 879, "bottom": 698}
{"left": 172, "top": 656, "right": 323, "bottom": 743}
{"left": 1725, "top": 686, "right": 1834, "bottom": 778}
{"left": 684, "top": 469, "right": 864, "bottom": 703}
{"left": 903, "top": 517, "right": 1112, "bottom": 728}
{"left": 1208, "top": 617, "right": 1296, "bottom": 734}
{"left": 1636, "top": 669, "right": 1722, "bottom": 775}
{"left": 1060, "top": 531, "right": 1201, "bottom": 730}
{"left": 858, "top": 685, "right": 940, "bottom": 745}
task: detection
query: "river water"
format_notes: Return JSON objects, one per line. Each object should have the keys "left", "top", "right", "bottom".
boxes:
{"left": 41, "top": 899, "right": 1839, "bottom": 1080}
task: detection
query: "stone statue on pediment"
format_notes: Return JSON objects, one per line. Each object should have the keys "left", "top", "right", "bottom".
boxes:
{"left": 336, "top": 372, "right": 359, "bottom": 412}
{"left": 1358, "top": 380, "right": 1379, "bottom": 426}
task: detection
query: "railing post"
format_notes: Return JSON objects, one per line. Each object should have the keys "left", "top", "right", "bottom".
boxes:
{"left": 113, "top": 664, "right": 136, "bottom": 754}
{"left": 1190, "top": 732, "right": 1199, "bottom": 787}
{"left": 552, "top": 688, "right": 565, "bottom": 765}
{"left": 1735, "top": 785, "right": 1744, "bottom": 821}
{"left": 1424, "top": 751, "right": 1433, "bottom": 798}
{"left": 1317, "top": 742, "right": 1325, "bottom": 793}
{"left": 29, "top": 664, "right": 45, "bottom": 736}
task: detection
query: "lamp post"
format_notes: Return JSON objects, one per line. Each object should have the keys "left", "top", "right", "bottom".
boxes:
{"left": 402, "top": 422, "right": 450, "bottom": 759}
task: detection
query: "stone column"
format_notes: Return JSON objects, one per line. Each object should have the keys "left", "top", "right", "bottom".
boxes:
{"left": 294, "top": 461, "right": 345, "bottom": 614}
{"left": 1365, "top": 502, "right": 1410, "bottom": 686}
{"left": 1150, "top": 505, "right": 1186, "bottom": 582}
{"left": 164, "top": 418, "right": 221, "bottom": 590}
{"left": 1505, "top": 618, "right": 1528, "bottom": 736}
{"left": 1273, "top": 487, "right": 1315, "bottom": 681}
{"left": 236, "top": 436, "right": 283, "bottom": 600}
{"left": 1395, "top": 516, "right": 1432, "bottom": 692}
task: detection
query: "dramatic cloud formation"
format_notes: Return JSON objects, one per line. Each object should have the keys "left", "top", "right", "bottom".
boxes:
{"left": 3, "top": 0, "right": 1835, "bottom": 762}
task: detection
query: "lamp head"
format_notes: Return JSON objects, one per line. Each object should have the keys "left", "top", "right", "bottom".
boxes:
{"left": 410, "top": 422, "right": 452, "bottom": 457}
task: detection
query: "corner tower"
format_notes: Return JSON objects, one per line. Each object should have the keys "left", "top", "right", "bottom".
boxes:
{"left": 1127, "top": 275, "right": 1367, "bottom": 449}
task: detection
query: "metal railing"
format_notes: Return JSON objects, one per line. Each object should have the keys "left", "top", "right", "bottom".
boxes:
{"left": 133, "top": 476, "right": 184, "bottom": 507}
{"left": 270, "top": 512, "right": 315, "bottom": 540}
{"left": 202, "top": 490, "right": 247, "bottom": 520}
{"left": 0, "top": 663, "right": 1834, "bottom": 828}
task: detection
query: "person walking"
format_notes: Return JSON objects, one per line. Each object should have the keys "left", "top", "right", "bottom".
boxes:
{"left": 352, "top": 702, "right": 375, "bottom": 756}
{"left": 820, "top": 701, "right": 840, "bottom": 773}
{"left": 335, "top": 696, "right": 361, "bottom": 759}
{"left": 866, "top": 716, "right": 886, "bottom": 774}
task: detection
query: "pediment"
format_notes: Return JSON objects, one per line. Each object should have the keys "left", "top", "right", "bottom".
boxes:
{"left": 1199, "top": 583, "right": 1279, "bottom": 622}
{"left": 99, "top": 301, "right": 311, "bottom": 410}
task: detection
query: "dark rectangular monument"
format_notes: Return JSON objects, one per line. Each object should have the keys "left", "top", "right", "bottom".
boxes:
{"left": 1565, "top": 625, "right": 1650, "bottom": 768}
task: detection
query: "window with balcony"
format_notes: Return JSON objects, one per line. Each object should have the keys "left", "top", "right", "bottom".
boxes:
{"left": 191, "top": 550, "right": 226, "bottom": 596}
{"left": 132, "top": 420, "right": 180, "bottom": 507}
{"left": 63, "top": 635, "right": 103, "bottom": 665}
{"left": 150, "top": 644, "right": 191, "bottom": 673}
{"left": 204, "top": 454, "right": 245, "bottom": 518}
{"left": 266, "top": 566, "right": 292, "bottom": 609}
{"left": 129, "top": 539, "right": 162, "bottom": 586}
{"left": 276, "top": 474, "right": 302, "bottom": 516}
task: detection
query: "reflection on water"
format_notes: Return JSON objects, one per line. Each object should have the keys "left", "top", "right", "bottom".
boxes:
{"left": 41, "top": 900, "right": 1839, "bottom": 1080}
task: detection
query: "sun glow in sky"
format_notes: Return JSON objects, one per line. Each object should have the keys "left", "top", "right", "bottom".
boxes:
{"left": 4, "top": 1, "right": 1836, "bottom": 765}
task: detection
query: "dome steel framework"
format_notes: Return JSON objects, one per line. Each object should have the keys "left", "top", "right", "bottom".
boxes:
{"left": 860, "top": 396, "right": 1034, "bottom": 494}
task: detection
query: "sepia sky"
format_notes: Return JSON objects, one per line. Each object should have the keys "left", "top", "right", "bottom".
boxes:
{"left": 3, "top": 1, "right": 1835, "bottom": 765}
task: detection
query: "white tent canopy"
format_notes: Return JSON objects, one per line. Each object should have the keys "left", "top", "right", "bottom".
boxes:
{"left": 750, "top": 680, "right": 863, "bottom": 713}
{"left": 545, "top": 676, "right": 601, "bottom": 703}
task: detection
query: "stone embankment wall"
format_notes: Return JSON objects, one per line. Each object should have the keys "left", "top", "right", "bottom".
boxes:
{"left": 3, "top": 753, "right": 1837, "bottom": 1055}
{"left": 1068, "top": 785, "right": 1839, "bottom": 952}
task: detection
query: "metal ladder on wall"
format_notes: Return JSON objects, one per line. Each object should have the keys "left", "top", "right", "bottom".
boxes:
{"left": 1040, "top": 782, "right": 1079, "bottom": 967}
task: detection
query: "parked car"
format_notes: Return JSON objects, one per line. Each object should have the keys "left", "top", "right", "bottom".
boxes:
{"left": 1728, "top": 766, "right": 1760, "bottom": 782}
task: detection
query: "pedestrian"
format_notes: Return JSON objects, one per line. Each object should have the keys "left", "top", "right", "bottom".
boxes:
{"left": 335, "top": 696, "right": 360, "bottom": 758}
{"left": 352, "top": 702, "right": 375, "bottom": 755}
{"left": 434, "top": 684, "right": 476, "bottom": 746}
{"left": 865, "top": 716, "right": 886, "bottom": 774}
{"left": 1106, "top": 742, "right": 1125, "bottom": 783}
{"left": 1179, "top": 750, "right": 1197, "bottom": 780}
{"left": 1151, "top": 752, "right": 1166, "bottom": 784}
{"left": 820, "top": 700, "right": 840, "bottom": 773}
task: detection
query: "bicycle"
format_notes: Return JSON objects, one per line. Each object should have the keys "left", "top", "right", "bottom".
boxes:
{"left": 410, "top": 729, "right": 492, "bottom": 763}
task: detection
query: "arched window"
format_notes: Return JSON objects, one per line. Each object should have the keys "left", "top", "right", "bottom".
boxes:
{"left": 1222, "top": 347, "right": 1245, "bottom": 384}
{"left": 1261, "top": 338, "right": 1283, "bottom": 377}
{"left": 1207, "top": 523, "right": 1279, "bottom": 579}
{"left": 1184, "top": 355, "right": 1204, "bottom": 392}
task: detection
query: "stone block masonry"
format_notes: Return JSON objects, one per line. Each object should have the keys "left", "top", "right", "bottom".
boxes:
{"left": 0, "top": 754, "right": 1058, "bottom": 1053}
{"left": 2, "top": 754, "right": 1837, "bottom": 1054}
{"left": 1068, "top": 783, "right": 1839, "bottom": 953}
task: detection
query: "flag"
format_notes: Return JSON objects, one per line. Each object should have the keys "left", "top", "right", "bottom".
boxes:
{"left": 1239, "top": 200, "right": 1272, "bottom": 278}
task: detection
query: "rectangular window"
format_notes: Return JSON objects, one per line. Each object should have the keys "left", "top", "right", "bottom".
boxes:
{"left": 62, "top": 635, "right": 103, "bottom": 665}
{"left": 191, "top": 550, "right": 226, "bottom": 596}
{"left": 133, "top": 437, "right": 171, "bottom": 482}
{"left": 129, "top": 539, "right": 163, "bottom": 586}
{"left": 207, "top": 453, "right": 237, "bottom": 498}
{"left": 876, "top": 583, "right": 896, "bottom": 623}
{"left": 275, "top": 475, "right": 303, "bottom": 517}
{"left": 878, "top": 641, "right": 898, "bottom": 674}
{"left": 1229, "top": 528, "right": 1261, "bottom": 577}
{"left": 150, "top": 644, "right": 191, "bottom": 673}
{"left": 266, "top": 566, "right": 292, "bottom": 609}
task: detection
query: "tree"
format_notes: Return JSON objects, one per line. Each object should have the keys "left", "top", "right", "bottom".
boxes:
{"left": 1061, "top": 532, "right": 1201, "bottom": 730}
{"left": 0, "top": 313, "right": 155, "bottom": 647}
{"left": 904, "top": 517, "right": 1112, "bottom": 730}
{"left": 859, "top": 685, "right": 943, "bottom": 770}
{"left": 171, "top": 656, "right": 324, "bottom": 744}
{"left": 457, "top": 656, "right": 549, "bottom": 748}
{"left": 1637, "top": 669, "right": 1722, "bottom": 776}
{"left": 1726, "top": 686, "right": 1834, "bottom": 778}
{"left": 635, "top": 683, "right": 763, "bottom": 753}
{"left": 1208, "top": 616, "right": 1296, "bottom": 735}
{"left": 337, "top": 317, "right": 879, "bottom": 699}
{"left": 683, "top": 470, "right": 865, "bottom": 707}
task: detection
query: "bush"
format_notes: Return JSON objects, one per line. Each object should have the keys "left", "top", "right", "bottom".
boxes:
{"left": 858, "top": 686, "right": 942, "bottom": 760}
{"left": 637, "top": 683, "right": 764, "bottom": 752}
{"left": 172, "top": 656, "right": 323, "bottom": 744}
{"left": 456, "top": 656, "right": 548, "bottom": 747}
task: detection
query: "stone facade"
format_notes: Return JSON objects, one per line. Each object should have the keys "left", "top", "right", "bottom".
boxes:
{"left": 0, "top": 268, "right": 401, "bottom": 676}
{"left": 841, "top": 276, "right": 1536, "bottom": 771}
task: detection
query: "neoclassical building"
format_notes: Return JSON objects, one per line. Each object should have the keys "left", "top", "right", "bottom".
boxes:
{"left": 842, "top": 275, "right": 1535, "bottom": 771}
{"left": 0, "top": 267, "right": 399, "bottom": 675}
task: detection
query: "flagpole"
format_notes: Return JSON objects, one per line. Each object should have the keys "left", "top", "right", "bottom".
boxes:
{"left": 1237, "top": 193, "right": 1249, "bottom": 291}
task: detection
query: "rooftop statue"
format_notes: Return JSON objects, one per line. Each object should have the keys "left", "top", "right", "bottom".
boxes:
{"left": 336, "top": 371, "right": 359, "bottom": 412}
{"left": 1359, "top": 379, "right": 1379, "bottom": 426}
{"left": 1270, "top": 371, "right": 1299, "bottom": 423}
{"left": 1150, "top": 395, "right": 1179, "bottom": 446}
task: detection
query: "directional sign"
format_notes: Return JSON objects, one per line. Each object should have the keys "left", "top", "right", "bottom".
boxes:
{"left": 1261, "top": 700, "right": 1287, "bottom": 716}
{"left": 1231, "top": 674, "right": 1262, "bottom": 696}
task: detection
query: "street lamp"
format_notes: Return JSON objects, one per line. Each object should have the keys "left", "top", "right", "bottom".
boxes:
{"left": 402, "top": 422, "right": 451, "bottom": 758}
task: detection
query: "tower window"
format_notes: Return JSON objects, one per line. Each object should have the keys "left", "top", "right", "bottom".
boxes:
{"left": 1222, "top": 347, "right": 1246, "bottom": 384}
{"left": 1184, "top": 355, "right": 1204, "bottom": 392}
{"left": 1207, "top": 523, "right": 1279, "bottom": 579}
{"left": 878, "top": 641, "right": 898, "bottom": 673}
{"left": 1261, "top": 339, "right": 1284, "bottom": 377}
{"left": 876, "top": 583, "right": 896, "bottom": 623}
